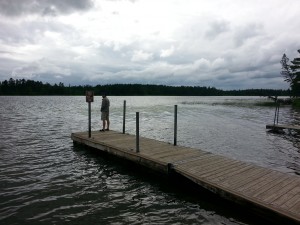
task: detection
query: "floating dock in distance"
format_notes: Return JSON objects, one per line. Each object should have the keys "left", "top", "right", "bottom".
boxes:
{"left": 266, "top": 124, "right": 300, "bottom": 132}
{"left": 71, "top": 130, "right": 300, "bottom": 225}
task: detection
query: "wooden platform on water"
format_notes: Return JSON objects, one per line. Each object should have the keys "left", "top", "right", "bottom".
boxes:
{"left": 71, "top": 130, "right": 300, "bottom": 224}
{"left": 266, "top": 124, "right": 300, "bottom": 131}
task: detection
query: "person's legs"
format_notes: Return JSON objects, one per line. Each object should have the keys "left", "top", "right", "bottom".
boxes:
{"left": 102, "top": 119, "right": 106, "bottom": 130}
{"left": 106, "top": 114, "right": 110, "bottom": 130}
{"left": 100, "top": 112, "right": 106, "bottom": 131}
{"left": 105, "top": 119, "right": 110, "bottom": 130}
{"left": 101, "top": 112, "right": 110, "bottom": 131}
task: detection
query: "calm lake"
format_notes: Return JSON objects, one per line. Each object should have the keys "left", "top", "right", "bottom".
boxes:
{"left": 1, "top": 96, "right": 299, "bottom": 225}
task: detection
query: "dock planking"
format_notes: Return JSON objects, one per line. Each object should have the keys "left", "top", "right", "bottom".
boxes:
{"left": 71, "top": 130, "right": 300, "bottom": 224}
{"left": 266, "top": 124, "right": 300, "bottom": 131}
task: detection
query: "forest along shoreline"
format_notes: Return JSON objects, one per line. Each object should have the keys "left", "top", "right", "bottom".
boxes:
{"left": 0, "top": 78, "right": 289, "bottom": 96}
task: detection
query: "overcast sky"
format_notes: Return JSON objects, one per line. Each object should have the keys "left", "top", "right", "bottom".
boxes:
{"left": 0, "top": 0, "right": 299, "bottom": 90}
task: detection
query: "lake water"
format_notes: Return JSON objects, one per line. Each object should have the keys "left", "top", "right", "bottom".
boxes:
{"left": 1, "top": 96, "right": 299, "bottom": 225}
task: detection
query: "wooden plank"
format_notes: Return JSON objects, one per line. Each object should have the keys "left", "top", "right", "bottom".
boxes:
{"left": 272, "top": 183, "right": 300, "bottom": 208}
{"left": 235, "top": 169, "right": 277, "bottom": 192}
{"left": 153, "top": 151, "right": 192, "bottom": 161}
{"left": 266, "top": 124, "right": 300, "bottom": 131}
{"left": 104, "top": 138, "right": 136, "bottom": 151}
{"left": 220, "top": 166, "right": 270, "bottom": 189}
{"left": 248, "top": 174, "right": 289, "bottom": 199}
{"left": 209, "top": 163, "right": 253, "bottom": 183}
{"left": 160, "top": 151, "right": 203, "bottom": 163}
{"left": 190, "top": 159, "right": 241, "bottom": 178}
{"left": 153, "top": 148, "right": 198, "bottom": 161}
{"left": 170, "top": 152, "right": 211, "bottom": 166}
{"left": 90, "top": 131, "right": 124, "bottom": 139}
{"left": 176, "top": 154, "right": 226, "bottom": 170}
{"left": 260, "top": 177, "right": 298, "bottom": 203}
{"left": 143, "top": 146, "right": 180, "bottom": 157}
{"left": 207, "top": 161, "right": 249, "bottom": 181}
{"left": 290, "top": 195, "right": 300, "bottom": 214}
{"left": 176, "top": 159, "right": 244, "bottom": 184}
{"left": 185, "top": 157, "right": 235, "bottom": 174}
{"left": 140, "top": 141, "right": 176, "bottom": 154}
{"left": 96, "top": 134, "right": 135, "bottom": 142}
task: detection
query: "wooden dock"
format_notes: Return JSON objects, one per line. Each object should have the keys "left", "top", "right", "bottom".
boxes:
{"left": 71, "top": 130, "right": 300, "bottom": 224}
{"left": 266, "top": 124, "right": 300, "bottom": 132}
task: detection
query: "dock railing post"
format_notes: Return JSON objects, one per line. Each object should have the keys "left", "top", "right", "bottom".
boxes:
{"left": 88, "top": 102, "right": 91, "bottom": 138}
{"left": 276, "top": 103, "right": 280, "bottom": 124}
{"left": 174, "top": 105, "right": 177, "bottom": 146}
{"left": 273, "top": 104, "right": 277, "bottom": 125}
{"left": 136, "top": 112, "right": 140, "bottom": 153}
{"left": 85, "top": 90, "right": 94, "bottom": 138}
{"left": 123, "top": 100, "right": 126, "bottom": 134}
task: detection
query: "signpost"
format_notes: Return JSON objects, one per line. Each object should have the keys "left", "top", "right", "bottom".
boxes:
{"left": 174, "top": 105, "right": 177, "bottom": 146}
{"left": 86, "top": 91, "right": 94, "bottom": 138}
{"left": 123, "top": 100, "right": 126, "bottom": 134}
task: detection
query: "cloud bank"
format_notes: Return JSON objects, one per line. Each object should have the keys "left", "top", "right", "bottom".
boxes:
{"left": 0, "top": 0, "right": 299, "bottom": 89}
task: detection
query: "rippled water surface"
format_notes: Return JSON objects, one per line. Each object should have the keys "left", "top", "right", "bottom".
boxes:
{"left": 1, "top": 96, "right": 300, "bottom": 225}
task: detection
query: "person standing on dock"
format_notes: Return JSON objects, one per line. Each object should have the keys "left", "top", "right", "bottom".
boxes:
{"left": 100, "top": 93, "right": 110, "bottom": 131}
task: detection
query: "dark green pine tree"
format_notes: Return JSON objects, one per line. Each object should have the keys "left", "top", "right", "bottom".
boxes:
{"left": 290, "top": 49, "right": 300, "bottom": 97}
{"left": 280, "top": 54, "right": 293, "bottom": 84}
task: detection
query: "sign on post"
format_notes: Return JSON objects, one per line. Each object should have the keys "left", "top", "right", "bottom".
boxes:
{"left": 86, "top": 91, "right": 94, "bottom": 102}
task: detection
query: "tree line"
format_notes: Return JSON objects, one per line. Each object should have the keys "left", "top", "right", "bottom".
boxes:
{"left": 0, "top": 78, "right": 289, "bottom": 96}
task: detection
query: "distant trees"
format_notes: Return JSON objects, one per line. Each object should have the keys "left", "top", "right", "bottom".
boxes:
{"left": 0, "top": 78, "right": 289, "bottom": 96}
{"left": 0, "top": 78, "right": 84, "bottom": 95}
{"left": 290, "top": 50, "right": 300, "bottom": 96}
{"left": 280, "top": 54, "right": 293, "bottom": 85}
{"left": 281, "top": 49, "right": 300, "bottom": 96}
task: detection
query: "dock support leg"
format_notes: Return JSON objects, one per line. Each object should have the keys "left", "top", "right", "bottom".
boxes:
{"left": 273, "top": 104, "right": 277, "bottom": 125}
{"left": 273, "top": 103, "right": 280, "bottom": 125}
{"left": 277, "top": 104, "right": 280, "bottom": 124}
{"left": 123, "top": 100, "right": 126, "bottom": 134}
{"left": 174, "top": 105, "right": 177, "bottom": 146}
{"left": 136, "top": 112, "right": 139, "bottom": 153}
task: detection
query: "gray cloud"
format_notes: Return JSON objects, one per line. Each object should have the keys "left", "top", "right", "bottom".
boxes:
{"left": 205, "top": 20, "right": 230, "bottom": 39}
{"left": 0, "top": 20, "right": 76, "bottom": 45}
{"left": 0, "top": 0, "right": 94, "bottom": 17}
{"left": 234, "top": 23, "right": 263, "bottom": 47}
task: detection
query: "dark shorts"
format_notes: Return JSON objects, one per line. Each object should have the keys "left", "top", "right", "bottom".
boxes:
{"left": 101, "top": 111, "right": 109, "bottom": 121}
